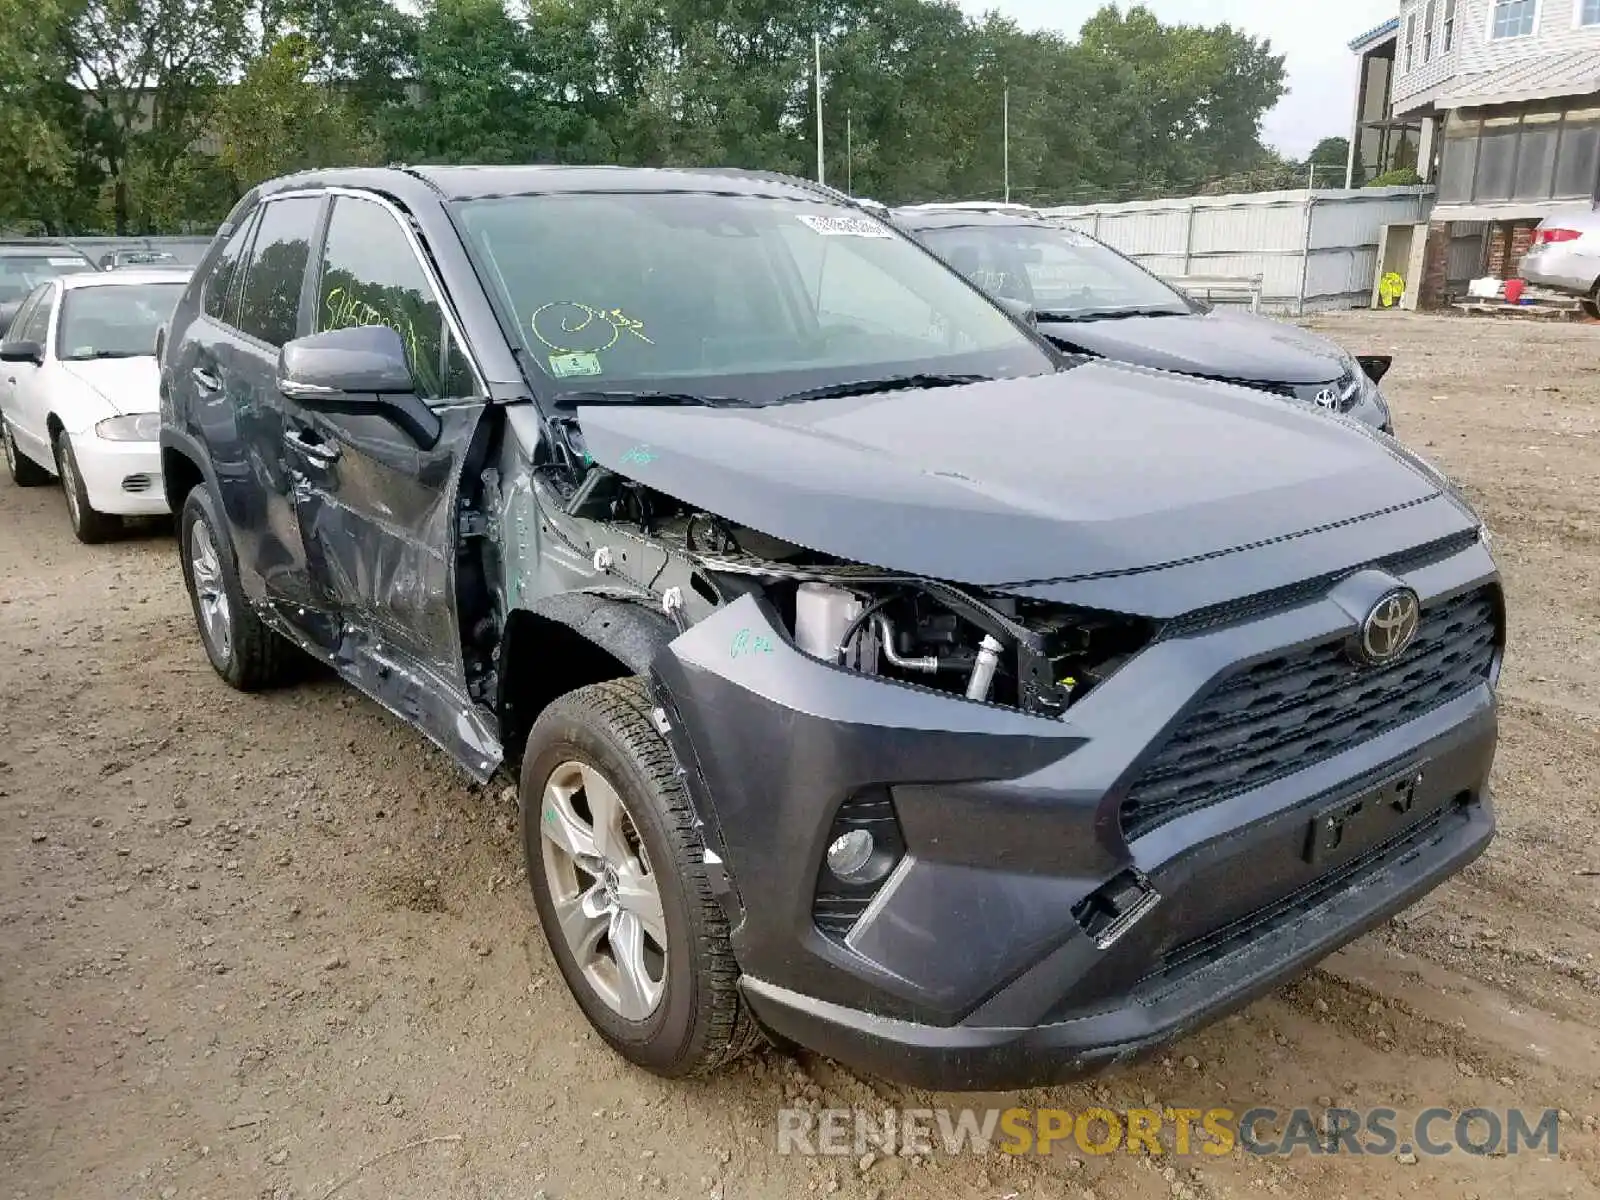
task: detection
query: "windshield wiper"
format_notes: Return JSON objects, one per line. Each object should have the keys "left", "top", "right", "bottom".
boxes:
{"left": 552, "top": 389, "right": 745, "bottom": 409}
{"left": 1034, "top": 307, "right": 1188, "bottom": 323}
{"left": 777, "top": 373, "right": 990, "bottom": 404}
{"left": 64, "top": 349, "right": 147, "bottom": 360}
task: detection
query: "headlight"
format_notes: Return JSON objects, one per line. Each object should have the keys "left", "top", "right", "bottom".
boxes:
{"left": 95, "top": 414, "right": 160, "bottom": 441}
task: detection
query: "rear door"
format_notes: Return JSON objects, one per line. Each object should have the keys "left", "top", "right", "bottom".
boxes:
{"left": 0, "top": 286, "right": 47, "bottom": 456}
{"left": 189, "top": 194, "right": 340, "bottom": 649}
{"left": 289, "top": 192, "right": 494, "bottom": 770}
{"left": 8, "top": 286, "right": 59, "bottom": 464}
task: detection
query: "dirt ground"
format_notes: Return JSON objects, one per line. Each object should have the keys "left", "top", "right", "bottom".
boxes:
{"left": 3, "top": 310, "right": 1598, "bottom": 1200}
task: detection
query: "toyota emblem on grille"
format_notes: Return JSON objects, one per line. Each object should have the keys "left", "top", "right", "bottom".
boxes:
{"left": 1314, "top": 388, "right": 1338, "bottom": 408}
{"left": 1355, "top": 589, "right": 1421, "bottom": 666}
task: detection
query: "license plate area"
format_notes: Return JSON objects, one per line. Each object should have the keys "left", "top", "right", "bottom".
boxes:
{"left": 1304, "top": 765, "right": 1427, "bottom": 865}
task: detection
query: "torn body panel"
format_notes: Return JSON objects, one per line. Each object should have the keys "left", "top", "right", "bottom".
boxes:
{"left": 280, "top": 401, "right": 501, "bottom": 779}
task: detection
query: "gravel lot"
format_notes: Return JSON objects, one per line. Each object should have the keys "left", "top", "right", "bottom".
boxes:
{"left": 3, "top": 310, "right": 1598, "bottom": 1200}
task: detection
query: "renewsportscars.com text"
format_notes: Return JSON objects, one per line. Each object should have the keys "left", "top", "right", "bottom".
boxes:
{"left": 776, "top": 1105, "right": 1561, "bottom": 1158}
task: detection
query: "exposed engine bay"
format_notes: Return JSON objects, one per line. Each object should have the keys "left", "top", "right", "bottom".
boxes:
{"left": 483, "top": 411, "right": 1153, "bottom": 719}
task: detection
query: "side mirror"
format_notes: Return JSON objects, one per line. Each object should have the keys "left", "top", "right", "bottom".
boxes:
{"left": 994, "top": 295, "right": 1038, "bottom": 328}
{"left": 278, "top": 325, "right": 441, "bottom": 450}
{"left": 0, "top": 340, "right": 44, "bottom": 366}
{"left": 1356, "top": 354, "right": 1392, "bottom": 385}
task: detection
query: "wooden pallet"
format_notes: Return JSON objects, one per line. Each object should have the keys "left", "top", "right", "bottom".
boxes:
{"left": 1452, "top": 299, "right": 1580, "bottom": 319}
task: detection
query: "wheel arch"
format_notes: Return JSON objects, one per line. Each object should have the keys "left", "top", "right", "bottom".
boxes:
{"left": 497, "top": 592, "right": 679, "bottom": 765}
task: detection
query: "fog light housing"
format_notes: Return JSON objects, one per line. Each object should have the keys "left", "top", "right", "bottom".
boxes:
{"left": 826, "top": 829, "right": 876, "bottom": 881}
{"left": 812, "top": 788, "right": 906, "bottom": 942}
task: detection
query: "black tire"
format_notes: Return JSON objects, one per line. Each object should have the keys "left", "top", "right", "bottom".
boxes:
{"left": 1582, "top": 285, "right": 1599, "bottom": 320}
{"left": 521, "top": 677, "right": 761, "bottom": 1077}
{"left": 54, "top": 430, "right": 120, "bottom": 544}
{"left": 2, "top": 417, "right": 51, "bottom": 486}
{"left": 177, "top": 485, "right": 291, "bottom": 691}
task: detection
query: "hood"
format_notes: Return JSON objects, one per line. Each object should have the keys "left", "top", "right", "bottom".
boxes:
{"left": 1039, "top": 309, "right": 1348, "bottom": 386}
{"left": 59, "top": 356, "right": 160, "bottom": 415}
{"left": 575, "top": 362, "right": 1445, "bottom": 589}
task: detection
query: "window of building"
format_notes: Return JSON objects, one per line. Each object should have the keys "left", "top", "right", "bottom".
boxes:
{"left": 1403, "top": 13, "right": 1417, "bottom": 71}
{"left": 1436, "top": 101, "right": 1600, "bottom": 204}
{"left": 1490, "top": 0, "right": 1537, "bottom": 39}
{"left": 1582, "top": 0, "right": 1600, "bottom": 25}
{"left": 1424, "top": 0, "right": 1438, "bottom": 59}
{"left": 1444, "top": 0, "right": 1458, "bottom": 48}
{"left": 236, "top": 197, "right": 320, "bottom": 347}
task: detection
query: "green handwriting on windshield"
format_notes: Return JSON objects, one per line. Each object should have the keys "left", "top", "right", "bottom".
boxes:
{"left": 531, "top": 301, "right": 654, "bottom": 355}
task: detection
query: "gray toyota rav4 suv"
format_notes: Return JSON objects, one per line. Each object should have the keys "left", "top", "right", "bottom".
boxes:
{"left": 159, "top": 166, "right": 1502, "bottom": 1089}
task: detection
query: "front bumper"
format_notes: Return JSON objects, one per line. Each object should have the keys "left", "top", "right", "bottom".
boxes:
{"left": 653, "top": 536, "right": 1500, "bottom": 1089}
{"left": 70, "top": 434, "right": 168, "bottom": 516}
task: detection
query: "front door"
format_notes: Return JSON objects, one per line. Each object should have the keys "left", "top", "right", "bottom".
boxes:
{"left": 287, "top": 192, "right": 495, "bottom": 773}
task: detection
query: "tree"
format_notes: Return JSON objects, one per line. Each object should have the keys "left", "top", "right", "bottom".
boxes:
{"left": 1308, "top": 136, "right": 1350, "bottom": 169}
{"left": 215, "top": 33, "right": 380, "bottom": 195}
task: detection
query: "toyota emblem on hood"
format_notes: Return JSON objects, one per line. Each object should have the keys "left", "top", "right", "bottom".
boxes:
{"left": 1355, "top": 588, "right": 1421, "bottom": 666}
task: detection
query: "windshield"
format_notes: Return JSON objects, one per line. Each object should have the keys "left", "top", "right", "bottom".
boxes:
{"left": 0, "top": 254, "right": 96, "bottom": 302}
{"left": 915, "top": 221, "right": 1193, "bottom": 319}
{"left": 57, "top": 283, "right": 185, "bottom": 360}
{"left": 452, "top": 192, "right": 1055, "bottom": 403}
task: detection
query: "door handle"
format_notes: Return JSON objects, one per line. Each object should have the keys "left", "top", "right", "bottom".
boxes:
{"left": 191, "top": 366, "right": 221, "bottom": 393}
{"left": 283, "top": 429, "right": 341, "bottom": 466}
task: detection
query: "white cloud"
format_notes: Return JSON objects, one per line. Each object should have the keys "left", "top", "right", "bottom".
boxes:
{"left": 961, "top": 0, "right": 1398, "bottom": 157}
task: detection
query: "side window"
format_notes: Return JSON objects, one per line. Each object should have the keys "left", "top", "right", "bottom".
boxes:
{"left": 236, "top": 196, "right": 321, "bottom": 347}
{"left": 204, "top": 212, "right": 258, "bottom": 324}
{"left": 6, "top": 286, "right": 46, "bottom": 341}
{"left": 316, "top": 196, "right": 475, "bottom": 401}
{"left": 20, "top": 289, "right": 54, "bottom": 345}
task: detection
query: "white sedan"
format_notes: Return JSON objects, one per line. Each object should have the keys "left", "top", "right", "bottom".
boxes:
{"left": 0, "top": 267, "right": 190, "bottom": 542}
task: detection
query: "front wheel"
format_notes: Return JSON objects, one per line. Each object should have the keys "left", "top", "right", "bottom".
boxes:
{"left": 521, "top": 677, "right": 761, "bottom": 1077}
{"left": 54, "top": 431, "right": 120, "bottom": 543}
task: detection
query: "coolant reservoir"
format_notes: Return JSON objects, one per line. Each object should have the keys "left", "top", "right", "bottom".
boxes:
{"left": 794, "top": 583, "right": 877, "bottom": 672}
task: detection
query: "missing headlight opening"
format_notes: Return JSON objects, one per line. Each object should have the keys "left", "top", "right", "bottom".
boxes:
{"left": 553, "top": 462, "right": 1150, "bottom": 717}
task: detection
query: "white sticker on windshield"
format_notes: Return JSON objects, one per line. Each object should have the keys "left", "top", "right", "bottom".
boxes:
{"left": 797, "top": 214, "right": 893, "bottom": 238}
{"left": 48, "top": 257, "right": 87, "bottom": 266}
{"left": 549, "top": 351, "right": 602, "bottom": 378}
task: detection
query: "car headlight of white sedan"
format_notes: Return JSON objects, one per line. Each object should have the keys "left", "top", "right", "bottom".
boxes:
{"left": 95, "top": 413, "right": 161, "bottom": 441}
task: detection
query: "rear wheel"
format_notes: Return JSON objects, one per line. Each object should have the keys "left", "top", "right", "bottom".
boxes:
{"left": 178, "top": 486, "right": 292, "bottom": 690}
{"left": 1582, "top": 282, "right": 1599, "bottom": 320}
{"left": 522, "top": 677, "right": 761, "bottom": 1078}
{"left": 2, "top": 417, "right": 51, "bottom": 487}
{"left": 54, "top": 431, "right": 119, "bottom": 543}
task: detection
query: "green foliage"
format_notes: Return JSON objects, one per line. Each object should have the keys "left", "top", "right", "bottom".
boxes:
{"left": 0, "top": 0, "right": 1292, "bottom": 232}
{"left": 1366, "top": 166, "right": 1423, "bottom": 188}
{"left": 1307, "top": 136, "right": 1350, "bottom": 169}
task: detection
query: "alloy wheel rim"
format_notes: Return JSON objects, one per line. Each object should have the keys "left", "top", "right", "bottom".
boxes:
{"left": 3, "top": 423, "right": 16, "bottom": 476}
{"left": 189, "top": 519, "right": 232, "bottom": 663}
{"left": 539, "top": 760, "right": 667, "bottom": 1021}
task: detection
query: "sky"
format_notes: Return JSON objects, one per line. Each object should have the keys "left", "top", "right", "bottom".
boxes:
{"left": 962, "top": 0, "right": 1398, "bottom": 157}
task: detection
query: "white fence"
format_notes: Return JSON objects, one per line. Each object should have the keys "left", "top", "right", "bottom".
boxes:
{"left": 1041, "top": 187, "right": 1437, "bottom": 315}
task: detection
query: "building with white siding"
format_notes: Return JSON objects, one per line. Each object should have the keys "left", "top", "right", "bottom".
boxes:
{"left": 1352, "top": 0, "right": 1600, "bottom": 217}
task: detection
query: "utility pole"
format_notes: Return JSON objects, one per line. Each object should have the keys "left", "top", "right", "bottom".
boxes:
{"left": 1003, "top": 79, "right": 1010, "bottom": 204}
{"left": 815, "top": 33, "right": 825, "bottom": 186}
{"left": 846, "top": 108, "right": 853, "bottom": 196}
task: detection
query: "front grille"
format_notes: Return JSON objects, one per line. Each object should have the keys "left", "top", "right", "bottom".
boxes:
{"left": 1120, "top": 587, "right": 1498, "bottom": 839}
{"left": 1160, "top": 528, "right": 1482, "bottom": 640}
{"left": 121, "top": 473, "right": 152, "bottom": 493}
{"left": 1206, "top": 370, "right": 1362, "bottom": 412}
